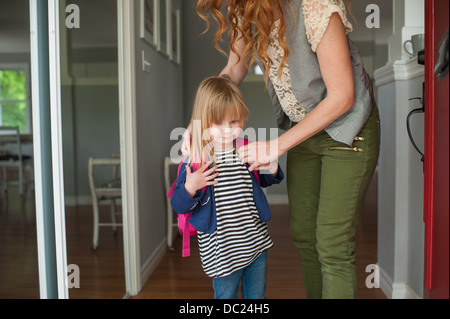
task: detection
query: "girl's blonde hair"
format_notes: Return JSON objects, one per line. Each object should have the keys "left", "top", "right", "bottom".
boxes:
{"left": 197, "top": 0, "right": 355, "bottom": 83}
{"left": 189, "top": 75, "right": 249, "bottom": 166}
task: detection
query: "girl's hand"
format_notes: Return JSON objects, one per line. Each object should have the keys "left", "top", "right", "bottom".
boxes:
{"left": 238, "top": 140, "right": 280, "bottom": 172}
{"left": 184, "top": 161, "right": 219, "bottom": 197}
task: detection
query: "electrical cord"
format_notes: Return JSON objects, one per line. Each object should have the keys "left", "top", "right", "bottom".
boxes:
{"left": 407, "top": 97, "right": 425, "bottom": 163}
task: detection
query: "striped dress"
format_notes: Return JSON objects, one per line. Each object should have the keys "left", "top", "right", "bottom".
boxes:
{"left": 197, "top": 149, "right": 273, "bottom": 278}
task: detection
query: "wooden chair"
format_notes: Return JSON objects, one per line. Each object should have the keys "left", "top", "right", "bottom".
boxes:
{"left": 88, "top": 157, "right": 122, "bottom": 250}
{"left": 0, "top": 126, "right": 32, "bottom": 195}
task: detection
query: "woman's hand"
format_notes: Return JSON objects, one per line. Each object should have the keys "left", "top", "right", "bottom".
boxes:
{"left": 184, "top": 161, "right": 219, "bottom": 197}
{"left": 262, "top": 161, "right": 279, "bottom": 177}
{"left": 238, "top": 140, "right": 280, "bottom": 172}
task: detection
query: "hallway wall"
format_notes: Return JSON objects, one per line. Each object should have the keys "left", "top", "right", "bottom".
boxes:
{"left": 133, "top": 2, "right": 184, "bottom": 281}
{"left": 374, "top": 0, "right": 425, "bottom": 299}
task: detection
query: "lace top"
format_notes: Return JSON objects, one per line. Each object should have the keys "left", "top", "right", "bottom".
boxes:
{"left": 302, "top": 0, "right": 353, "bottom": 52}
{"left": 265, "top": 0, "right": 353, "bottom": 123}
{"left": 266, "top": 20, "right": 307, "bottom": 123}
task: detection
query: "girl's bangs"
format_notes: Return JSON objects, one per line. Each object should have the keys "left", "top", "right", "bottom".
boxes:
{"left": 209, "top": 101, "right": 247, "bottom": 125}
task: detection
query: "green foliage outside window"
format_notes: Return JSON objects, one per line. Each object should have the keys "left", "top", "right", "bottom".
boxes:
{"left": 0, "top": 70, "right": 27, "bottom": 131}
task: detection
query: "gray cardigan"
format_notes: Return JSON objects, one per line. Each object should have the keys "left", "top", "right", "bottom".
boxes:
{"left": 259, "top": 0, "right": 374, "bottom": 146}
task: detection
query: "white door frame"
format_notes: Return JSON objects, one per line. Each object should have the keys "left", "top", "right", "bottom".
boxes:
{"left": 47, "top": 0, "right": 69, "bottom": 299}
{"left": 31, "top": 0, "right": 141, "bottom": 297}
{"left": 118, "top": 0, "right": 141, "bottom": 296}
{"left": 30, "top": 0, "right": 68, "bottom": 299}
{"left": 30, "top": 0, "right": 52, "bottom": 299}
{"left": 31, "top": 0, "right": 69, "bottom": 299}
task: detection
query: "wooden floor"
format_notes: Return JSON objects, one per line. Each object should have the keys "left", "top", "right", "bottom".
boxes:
{"left": 0, "top": 185, "right": 126, "bottom": 299}
{"left": 0, "top": 172, "right": 385, "bottom": 299}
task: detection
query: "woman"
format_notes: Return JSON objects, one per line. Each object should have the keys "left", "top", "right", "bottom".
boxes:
{"left": 191, "top": 0, "right": 380, "bottom": 299}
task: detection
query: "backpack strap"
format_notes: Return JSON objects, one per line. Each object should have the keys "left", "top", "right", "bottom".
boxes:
{"left": 167, "top": 157, "right": 207, "bottom": 257}
{"left": 182, "top": 212, "right": 193, "bottom": 257}
{"left": 167, "top": 158, "right": 186, "bottom": 198}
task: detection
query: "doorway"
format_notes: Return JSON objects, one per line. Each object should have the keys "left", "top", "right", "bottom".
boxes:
{"left": 0, "top": 0, "right": 139, "bottom": 299}
{"left": 60, "top": 0, "right": 126, "bottom": 299}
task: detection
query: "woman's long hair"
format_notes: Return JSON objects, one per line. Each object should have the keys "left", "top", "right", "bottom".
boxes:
{"left": 197, "top": 0, "right": 354, "bottom": 83}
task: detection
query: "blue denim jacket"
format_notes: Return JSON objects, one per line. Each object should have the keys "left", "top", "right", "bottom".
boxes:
{"left": 170, "top": 161, "right": 284, "bottom": 234}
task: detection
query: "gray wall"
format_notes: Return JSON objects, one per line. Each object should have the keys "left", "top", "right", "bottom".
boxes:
{"left": 240, "top": 81, "right": 288, "bottom": 197}
{"left": 60, "top": 1, "right": 120, "bottom": 204}
{"left": 376, "top": 81, "right": 397, "bottom": 279}
{"left": 377, "top": 73, "right": 425, "bottom": 297}
{"left": 134, "top": 2, "right": 184, "bottom": 268}
{"left": 373, "top": 0, "right": 426, "bottom": 298}
{"left": 61, "top": 84, "right": 120, "bottom": 200}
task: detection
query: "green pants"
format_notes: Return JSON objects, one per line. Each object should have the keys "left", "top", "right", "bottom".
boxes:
{"left": 287, "top": 105, "right": 380, "bottom": 299}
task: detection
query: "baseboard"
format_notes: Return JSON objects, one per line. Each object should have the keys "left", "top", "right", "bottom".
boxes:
{"left": 140, "top": 239, "right": 168, "bottom": 288}
{"left": 379, "top": 265, "right": 422, "bottom": 299}
{"left": 392, "top": 283, "right": 422, "bottom": 299}
{"left": 67, "top": 194, "right": 288, "bottom": 206}
{"left": 65, "top": 195, "right": 122, "bottom": 207}
{"left": 379, "top": 265, "right": 393, "bottom": 299}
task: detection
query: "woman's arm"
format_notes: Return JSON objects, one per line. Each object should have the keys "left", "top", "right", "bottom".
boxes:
{"left": 181, "top": 34, "right": 249, "bottom": 156}
{"left": 219, "top": 34, "right": 249, "bottom": 85}
{"left": 239, "top": 13, "right": 355, "bottom": 170}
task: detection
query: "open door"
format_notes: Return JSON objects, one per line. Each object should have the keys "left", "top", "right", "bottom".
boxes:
{"left": 423, "top": 0, "right": 449, "bottom": 299}
{"left": 29, "top": 0, "right": 141, "bottom": 298}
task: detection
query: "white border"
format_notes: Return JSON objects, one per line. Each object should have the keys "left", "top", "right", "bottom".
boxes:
{"left": 157, "top": 0, "right": 169, "bottom": 57}
{"left": 29, "top": 0, "right": 49, "bottom": 299}
{"left": 118, "top": 0, "right": 141, "bottom": 296}
{"left": 168, "top": 1, "right": 181, "bottom": 64}
{"left": 48, "top": 0, "right": 69, "bottom": 299}
{"left": 140, "top": 0, "right": 158, "bottom": 48}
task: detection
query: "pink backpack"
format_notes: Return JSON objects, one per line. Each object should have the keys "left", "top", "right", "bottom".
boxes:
{"left": 167, "top": 160, "right": 203, "bottom": 257}
{"left": 166, "top": 138, "right": 259, "bottom": 257}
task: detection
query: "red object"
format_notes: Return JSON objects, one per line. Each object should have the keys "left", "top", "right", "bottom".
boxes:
{"left": 423, "top": 0, "right": 449, "bottom": 299}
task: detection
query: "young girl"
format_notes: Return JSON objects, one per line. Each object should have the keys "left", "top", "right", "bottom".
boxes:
{"left": 170, "top": 76, "right": 284, "bottom": 299}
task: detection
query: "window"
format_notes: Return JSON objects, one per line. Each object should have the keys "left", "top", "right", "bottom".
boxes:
{"left": 0, "top": 65, "right": 31, "bottom": 133}
{"left": 243, "top": 63, "right": 265, "bottom": 83}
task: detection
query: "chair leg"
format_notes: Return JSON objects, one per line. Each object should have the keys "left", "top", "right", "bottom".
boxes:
{"left": 92, "top": 198, "right": 100, "bottom": 250}
{"left": 2, "top": 167, "right": 7, "bottom": 193}
{"left": 111, "top": 198, "right": 117, "bottom": 234}
{"left": 19, "top": 165, "right": 24, "bottom": 196}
